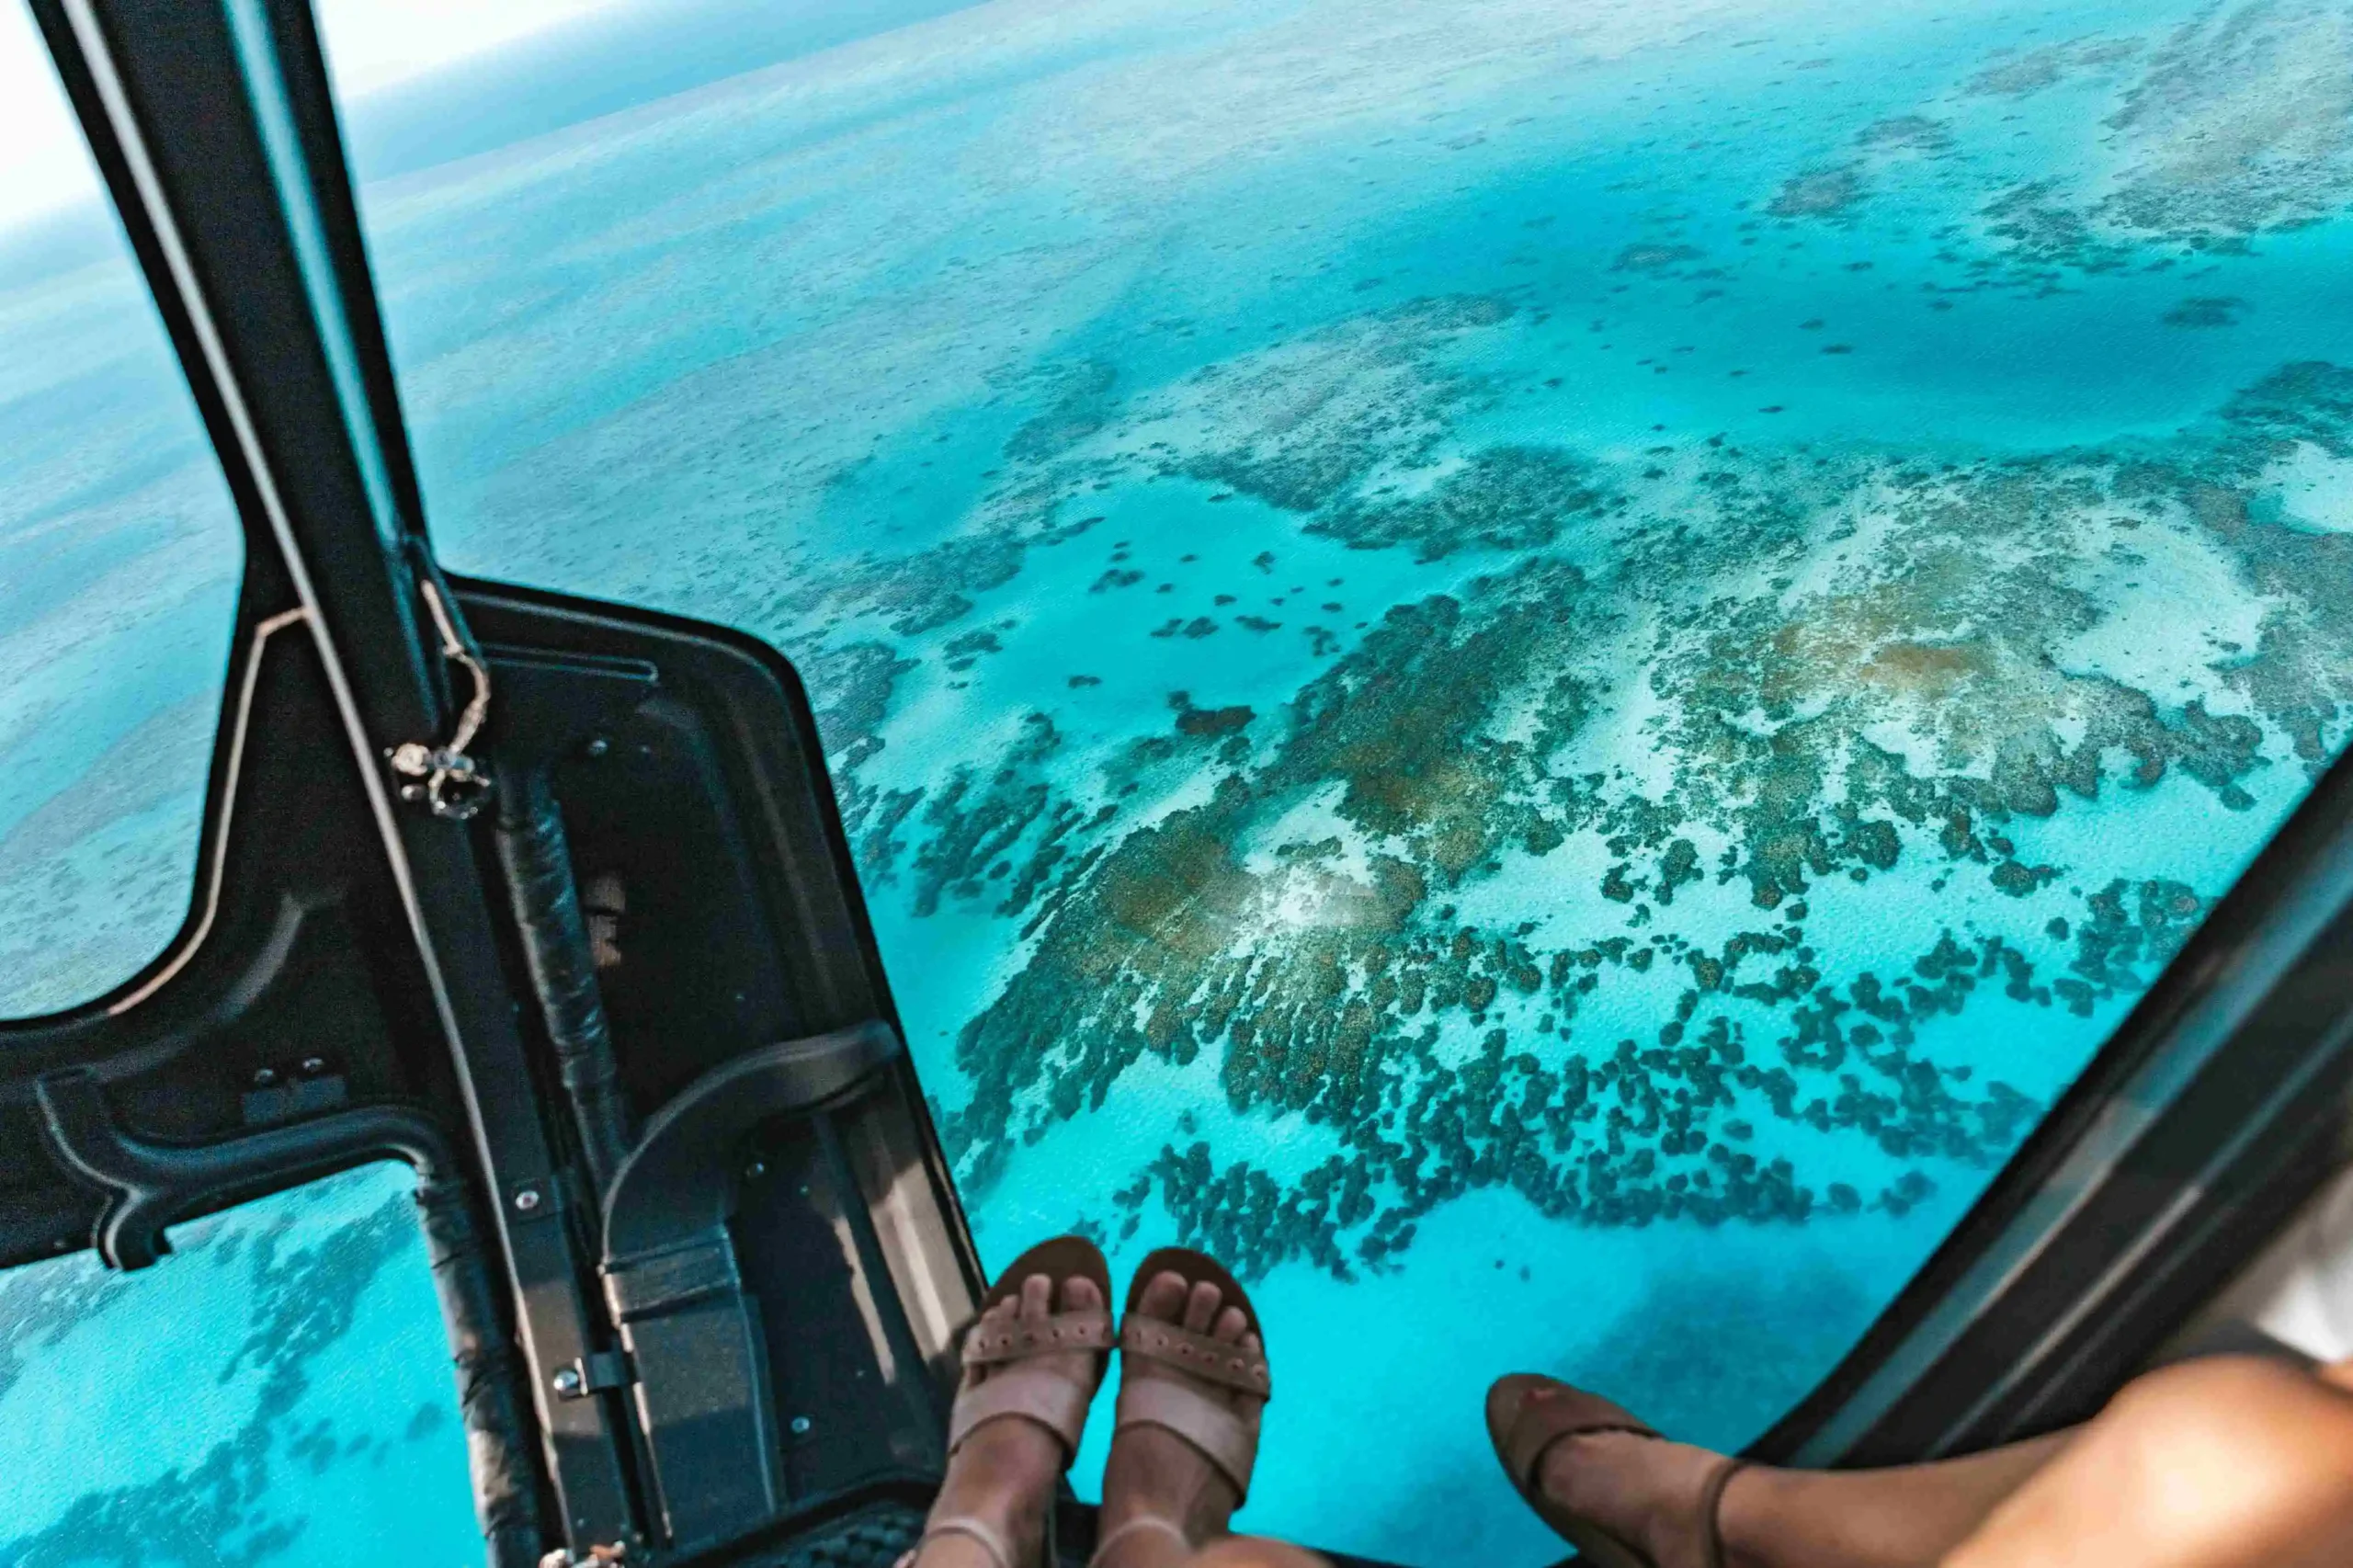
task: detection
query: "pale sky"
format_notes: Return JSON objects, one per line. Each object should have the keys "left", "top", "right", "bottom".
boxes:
{"left": 0, "top": 0, "right": 637, "bottom": 235}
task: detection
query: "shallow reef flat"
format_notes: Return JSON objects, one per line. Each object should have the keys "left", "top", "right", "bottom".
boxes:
{"left": 824, "top": 338, "right": 2353, "bottom": 1285}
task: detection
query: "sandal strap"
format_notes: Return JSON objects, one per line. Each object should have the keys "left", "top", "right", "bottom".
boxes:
{"left": 1500, "top": 1384, "right": 1659, "bottom": 1497}
{"left": 1114, "top": 1373, "right": 1259, "bottom": 1500}
{"left": 1086, "top": 1516, "right": 1192, "bottom": 1567}
{"left": 906, "top": 1516, "right": 1016, "bottom": 1568}
{"left": 1697, "top": 1458, "right": 1748, "bottom": 1568}
{"left": 964, "top": 1308, "right": 1115, "bottom": 1367}
{"left": 948, "top": 1365, "right": 1096, "bottom": 1461}
{"left": 1118, "top": 1315, "right": 1272, "bottom": 1396}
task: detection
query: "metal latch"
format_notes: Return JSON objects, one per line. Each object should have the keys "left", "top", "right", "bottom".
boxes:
{"left": 551, "top": 1349, "right": 634, "bottom": 1401}
{"left": 388, "top": 574, "right": 494, "bottom": 820}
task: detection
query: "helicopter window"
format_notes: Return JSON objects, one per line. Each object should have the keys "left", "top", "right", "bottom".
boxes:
{"left": 309, "top": 0, "right": 2353, "bottom": 1562}
{"left": 0, "top": 2, "right": 244, "bottom": 1021}
{"left": 0, "top": 1164, "right": 474, "bottom": 1562}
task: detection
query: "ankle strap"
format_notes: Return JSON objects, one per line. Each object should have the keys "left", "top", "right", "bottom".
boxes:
{"left": 1699, "top": 1458, "right": 1748, "bottom": 1568}
{"left": 1086, "top": 1515, "right": 1191, "bottom": 1568}
{"left": 909, "top": 1515, "right": 1017, "bottom": 1568}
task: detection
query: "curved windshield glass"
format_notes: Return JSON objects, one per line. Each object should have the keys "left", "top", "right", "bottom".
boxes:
{"left": 0, "top": 1, "right": 244, "bottom": 1017}
{"left": 311, "top": 1, "right": 2353, "bottom": 1561}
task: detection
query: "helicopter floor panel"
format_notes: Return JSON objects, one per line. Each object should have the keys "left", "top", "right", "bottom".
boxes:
{"left": 734, "top": 1501, "right": 922, "bottom": 1568}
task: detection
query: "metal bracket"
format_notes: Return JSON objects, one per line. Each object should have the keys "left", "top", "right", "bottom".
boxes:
{"left": 554, "top": 1350, "right": 635, "bottom": 1401}
{"left": 390, "top": 739, "right": 492, "bottom": 820}
{"left": 389, "top": 574, "right": 495, "bottom": 820}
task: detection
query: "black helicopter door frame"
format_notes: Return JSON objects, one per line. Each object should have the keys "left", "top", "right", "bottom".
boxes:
{"left": 25, "top": 0, "right": 645, "bottom": 1549}
{"left": 16, "top": 5, "right": 998, "bottom": 1564}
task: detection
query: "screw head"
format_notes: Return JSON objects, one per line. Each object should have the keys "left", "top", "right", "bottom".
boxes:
{"left": 552, "top": 1367, "right": 583, "bottom": 1395}
{"left": 585, "top": 736, "right": 611, "bottom": 757}
{"left": 513, "top": 1187, "right": 542, "bottom": 1212}
{"left": 789, "top": 1415, "right": 813, "bottom": 1437}
{"left": 743, "top": 1159, "right": 767, "bottom": 1180}
{"left": 300, "top": 1057, "right": 327, "bottom": 1075}
{"left": 251, "top": 1067, "right": 278, "bottom": 1087}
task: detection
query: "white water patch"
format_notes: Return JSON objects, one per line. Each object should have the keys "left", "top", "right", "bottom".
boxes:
{"left": 2053, "top": 506, "right": 2269, "bottom": 703}
{"left": 1547, "top": 608, "right": 1686, "bottom": 797}
{"left": 2257, "top": 439, "right": 2353, "bottom": 535}
{"left": 1237, "top": 781, "right": 1380, "bottom": 878}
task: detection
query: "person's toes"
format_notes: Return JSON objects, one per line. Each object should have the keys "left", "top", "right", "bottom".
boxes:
{"left": 1019, "top": 1271, "right": 1053, "bottom": 1321}
{"left": 1211, "top": 1304, "right": 1248, "bottom": 1344}
{"left": 1182, "top": 1278, "right": 1222, "bottom": 1333}
{"left": 1229, "top": 1330, "right": 1267, "bottom": 1447}
{"left": 961, "top": 1297, "right": 1018, "bottom": 1392}
{"left": 1136, "top": 1268, "right": 1190, "bottom": 1322}
{"left": 1042, "top": 1275, "right": 1101, "bottom": 1368}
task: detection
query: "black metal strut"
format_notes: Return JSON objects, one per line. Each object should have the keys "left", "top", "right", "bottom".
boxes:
{"left": 29, "top": 0, "right": 642, "bottom": 1554}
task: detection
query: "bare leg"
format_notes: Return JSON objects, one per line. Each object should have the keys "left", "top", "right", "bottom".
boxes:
{"left": 1944, "top": 1354, "right": 2353, "bottom": 1568}
{"left": 1717, "top": 1437, "right": 2071, "bottom": 1568}
{"left": 1531, "top": 1428, "right": 2069, "bottom": 1568}
{"left": 1509, "top": 1351, "right": 2353, "bottom": 1568}
{"left": 1494, "top": 1374, "right": 2071, "bottom": 1568}
{"left": 1183, "top": 1540, "right": 1332, "bottom": 1568}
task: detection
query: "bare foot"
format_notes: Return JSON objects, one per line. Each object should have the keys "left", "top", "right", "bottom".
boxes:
{"left": 913, "top": 1271, "right": 1106, "bottom": 1568}
{"left": 1095, "top": 1270, "right": 1267, "bottom": 1568}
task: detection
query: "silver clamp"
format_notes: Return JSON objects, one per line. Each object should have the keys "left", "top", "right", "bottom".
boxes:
{"left": 388, "top": 574, "right": 494, "bottom": 821}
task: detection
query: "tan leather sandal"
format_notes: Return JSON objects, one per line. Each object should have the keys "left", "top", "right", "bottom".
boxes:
{"left": 1088, "top": 1246, "right": 1273, "bottom": 1566}
{"left": 1488, "top": 1373, "right": 1747, "bottom": 1568}
{"left": 903, "top": 1235, "right": 1115, "bottom": 1568}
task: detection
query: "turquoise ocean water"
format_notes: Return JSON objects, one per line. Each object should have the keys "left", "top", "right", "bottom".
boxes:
{"left": 8, "top": 0, "right": 2353, "bottom": 1562}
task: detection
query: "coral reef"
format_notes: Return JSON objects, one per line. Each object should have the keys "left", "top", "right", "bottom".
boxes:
{"left": 825, "top": 330, "right": 2353, "bottom": 1278}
